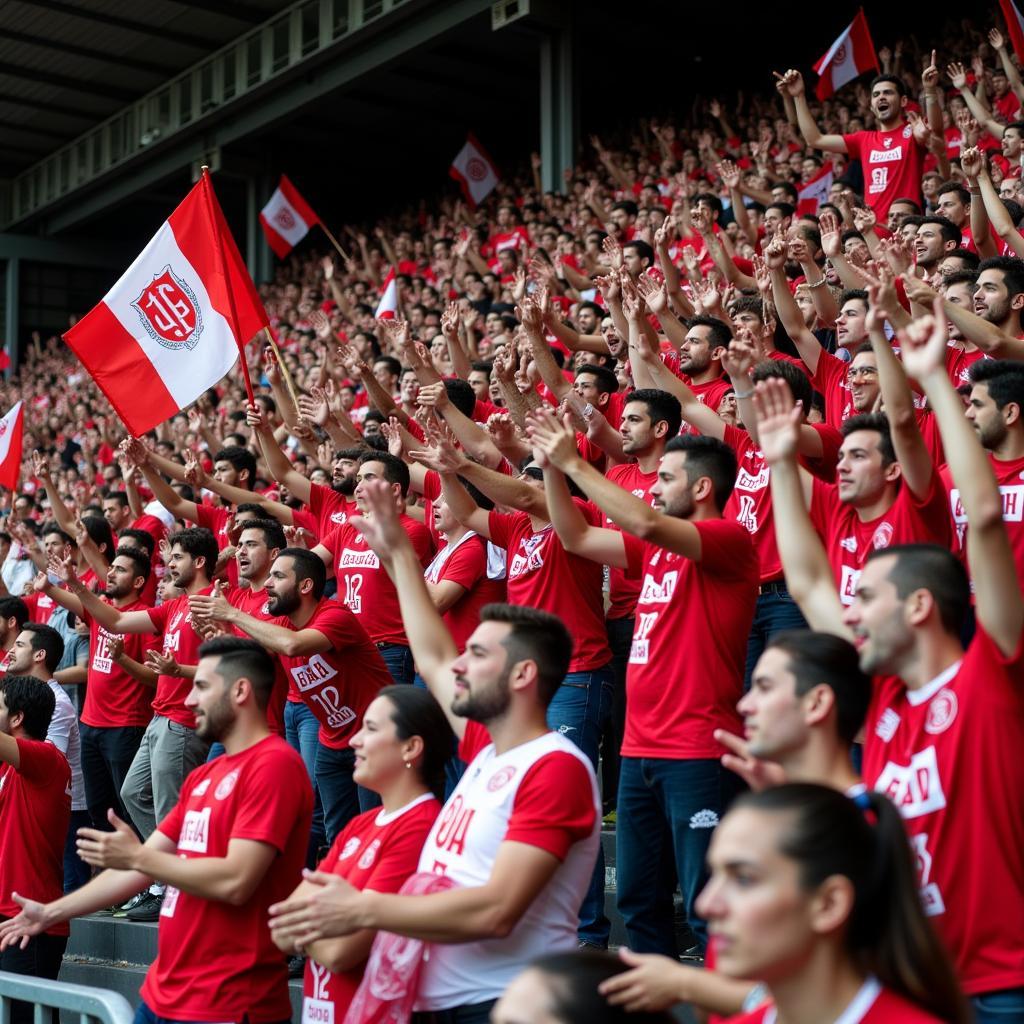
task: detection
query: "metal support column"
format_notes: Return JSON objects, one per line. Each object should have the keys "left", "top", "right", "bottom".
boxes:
{"left": 246, "top": 175, "right": 259, "bottom": 282}
{"left": 4, "top": 258, "right": 18, "bottom": 376}
{"left": 539, "top": 17, "right": 576, "bottom": 194}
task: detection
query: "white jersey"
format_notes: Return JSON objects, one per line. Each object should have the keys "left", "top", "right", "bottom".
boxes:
{"left": 414, "top": 729, "right": 600, "bottom": 1010}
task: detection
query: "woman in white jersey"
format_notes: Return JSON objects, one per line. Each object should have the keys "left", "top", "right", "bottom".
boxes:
{"left": 271, "top": 685, "right": 450, "bottom": 1023}
{"left": 699, "top": 784, "right": 969, "bottom": 1024}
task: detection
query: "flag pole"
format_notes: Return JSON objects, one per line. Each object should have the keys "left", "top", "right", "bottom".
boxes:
{"left": 318, "top": 223, "right": 351, "bottom": 264}
{"left": 262, "top": 325, "right": 302, "bottom": 415}
{"left": 200, "top": 166, "right": 256, "bottom": 407}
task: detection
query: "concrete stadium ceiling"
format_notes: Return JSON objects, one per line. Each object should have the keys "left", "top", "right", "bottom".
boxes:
{"left": 0, "top": 0, "right": 294, "bottom": 178}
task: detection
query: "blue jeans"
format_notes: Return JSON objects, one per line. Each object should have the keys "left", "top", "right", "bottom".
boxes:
{"left": 63, "top": 809, "right": 92, "bottom": 893}
{"left": 547, "top": 663, "right": 613, "bottom": 948}
{"left": 743, "top": 582, "right": 808, "bottom": 690}
{"left": 617, "top": 756, "right": 742, "bottom": 955}
{"left": 603, "top": 616, "right": 634, "bottom": 811}
{"left": 315, "top": 742, "right": 378, "bottom": 844}
{"left": 378, "top": 641, "right": 414, "bottom": 685}
{"left": 133, "top": 1000, "right": 290, "bottom": 1024}
{"left": 285, "top": 701, "right": 326, "bottom": 860}
{"left": 972, "top": 987, "right": 1024, "bottom": 1023}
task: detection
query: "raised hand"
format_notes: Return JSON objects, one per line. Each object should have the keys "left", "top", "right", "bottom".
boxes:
{"left": 297, "top": 390, "right": 330, "bottom": 427}
{"left": 763, "top": 230, "right": 788, "bottom": 270}
{"left": 852, "top": 205, "right": 877, "bottom": 235}
{"left": 960, "top": 145, "right": 984, "bottom": 180}
{"left": 721, "top": 337, "right": 756, "bottom": 382}
{"left": 635, "top": 272, "right": 668, "bottom": 315}
{"left": 187, "top": 581, "right": 234, "bottom": 624}
{"left": 772, "top": 68, "right": 805, "bottom": 97}
{"left": 716, "top": 159, "right": 741, "bottom": 191}
{"left": 245, "top": 402, "right": 269, "bottom": 433}
{"left": 349, "top": 479, "right": 407, "bottom": 557}
{"left": 525, "top": 407, "right": 581, "bottom": 472}
{"left": 145, "top": 649, "right": 182, "bottom": 678}
{"left": 946, "top": 61, "right": 968, "bottom": 90}
{"left": 440, "top": 301, "right": 460, "bottom": 342}
{"left": 407, "top": 432, "right": 465, "bottom": 475}
{"left": 182, "top": 449, "right": 206, "bottom": 489}
{"left": 47, "top": 547, "right": 77, "bottom": 587}
{"left": 989, "top": 27, "right": 1006, "bottom": 51}
{"left": 751, "top": 377, "right": 803, "bottom": 465}
{"left": 819, "top": 210, "right": 842, "bottom": 259}
{"left": 906, "top": 109, "right": 931, "bottom": 146}
{"left": 602, "top": 234, "right": 624, "bottom": 270}
{"left": 922, "top": 49, "right": 939, "bottom": 89}
{"left": 30, "top": 450, "right": 50, "bottom": 480}
{"left": 485, "top": 411, "right": 520, "bottom": 448}
{"left": 714, "top": 729, "right": 788, "bottom": 792}
{"left": 879, "top": 233, "right": 914, "bottom": 276}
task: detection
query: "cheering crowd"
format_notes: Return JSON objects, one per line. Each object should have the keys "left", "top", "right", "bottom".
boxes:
{"left": 0, "top": 12, "right": 1023, "bottom": 1024}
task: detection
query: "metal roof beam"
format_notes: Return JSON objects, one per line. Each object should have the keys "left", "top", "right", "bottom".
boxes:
{"left": 1, "top": 29, "right": 178, "bottom": 77}
{"left": 0, "top": 62, "right": 135, "bottom": 102}
{"left": 0, "top": 92, "right": 98, "bottom": 120}
{"left": 14, "top": 0, "right": 211, "bottom": 50}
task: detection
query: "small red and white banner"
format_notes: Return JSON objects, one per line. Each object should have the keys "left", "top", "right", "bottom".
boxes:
{"left": 813, "top": 9, "right": 878, "bottom": 100}
{"left": 0, "top": 401, "right": 24, "bottom": 490}
{"left": 375, "top": 268, "right": 398, "bottom": 320}
{"left": 796, "top": 163, "right": 835, "bottom": 215}
{"left": 449, "top": 134, "right": 500, "bottom": 208}
{"left": 65, "top": 172, "right": 267, "bottom": 436}
{"left": 259, "top": 175, "right": 321, "bottom": 259}
{"left": 1000, "top": 0, "right": 1024, "bottom": 66}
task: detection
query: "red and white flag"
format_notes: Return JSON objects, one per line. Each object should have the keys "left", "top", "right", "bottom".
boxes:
{"left": 813, "top": 10, "right": 878, "bottom": 100}
{"left": 259, "top": 175, "right": 321, "bottom": 259}
{"left": 375, "top": 268, "right": 398, "bottom": 320}
{"left": 65, "top": 172, "right": 267, "bottom": 436}
{"left": 1000, "top": 0, "right": 1024, "bottom": 66}
{"left": 449, "top": 134, "right": 500, "bottom": 208}
{"left": 796, "top": 163, "right": 835, "bottom": 215}
{"left": 0, "top": 401, "right": 24, "bottom": 490}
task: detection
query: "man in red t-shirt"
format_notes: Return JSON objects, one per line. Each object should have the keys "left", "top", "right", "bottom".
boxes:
{"left": 760, "top": 309, "right": 1024, "bottom": 1013}
{"left": 531, "top": 411, "right": 758, "bottom": 956}
{"left": 58, "top": 527, "right": 218, "bottom": 920}
{"left": 34, "top": 547, "right": 156, "bottom": 831}
{"left": 0, "top": 676, "right": 69, "bottom": 1024}
{"left": 312, "top": 453, "right": 433, "bottom": 686}
{"left": 191, "top": 547, "right": 392, "bottom": 844}
{"left": 780, "top": 66, "right": 940, "bottom": 220}
{"left": 0, "top": 637, "right": 313, "bottom": 1024}
{"left": 267, "top": 482, "right": 598, "bottom": 1021}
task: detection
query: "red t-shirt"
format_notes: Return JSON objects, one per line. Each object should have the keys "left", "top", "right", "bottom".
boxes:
{"left": 193, "top": 503, "right": 238, "bottom": 589}
{"left": 810, "top": 472, "right": 952, "bottom": 605}
{"left": 812, "top": 349, "right": 855, "bottom": 431}
{"left": 302, "top": 795, "right": 441, "bottom": 1020}
{"left": 723, "top": 983, "right": 945, "bottom": 1023}
{"left": 424, "top": 533, "right": 506, "bottom": 652}
{"left": 22, "top": 590, "right": 57, "bottom": 623}
{"left": 864, "top": 628, "right": 1024, "bottom": 995}
{"left": 146, "top": 587, "right": 213, "bottom": 728}
{"left": 844, "top": 126, "right": 928, "bottom": 219}
{"left": 307, "top": 482, "right": 357, "bottom": 536}
{"left": 0, "top": 739, "right": 71, "bottom": 935}
{"left": 223, "top": 584, "right": 287, "bottom": 734}
{"left": 621, "top": 520, "right": 758, "bottom": 758}
{"left": 943, "top": 343, "right": 986, "bottom": 390}
{"left": 942, "top": 452, "right": 1024, "bottom": 591}
{"left": 144, "top": 735, "right": 312, "bottom": 1022}
{"left": 605, "top": 462, "right": 659, "bottom": 620}
{"left": 487, "top": 505, "right": 611, "bottom": 673}
{"left": 277, "top": 599, "right": 393, "bottom": 749}
{"left": 80, "top": 598, "right": 156, "bottom": 728}
{"left": 321, "top": 515, "right": 433, "bottom": 646}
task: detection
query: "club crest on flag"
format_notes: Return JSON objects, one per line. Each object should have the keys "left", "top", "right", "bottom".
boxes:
{"left": 273, "top": 206, "right": 297, "bottom": 231}
{"left": 466, "top": 157, "right": 489, "bottom": 181}
{"left": 132, "top": 265, "right": 205, "bottom": 350}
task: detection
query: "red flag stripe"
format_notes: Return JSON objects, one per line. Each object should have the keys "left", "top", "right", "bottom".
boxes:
{"left": 64, "top": 302, "right": 180, "bottom": 431}
{"left": 1000, "top": 0, "right": 1024, "bottom": 66}
{"left": 279, "top": 175, "right": 320, "bottom": 226}
{"left": 259, "top": 214, "right": 295, "bottom": 259}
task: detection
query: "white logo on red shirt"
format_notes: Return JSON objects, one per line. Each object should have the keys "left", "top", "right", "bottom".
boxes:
{"left": 638, "top": 571, "right": 678, "bottom": 604}
{"left": 870, "top": 145, "right": 903, "bottom": 162}
{"left": 215, "top": 768, "right": 239, "bottom": 800}
{"left": 357, "top": 838, "right": 381, "bottom": 870}
{"left": 875, "top": 746, "right": 947, "bottom": 819}
{"left": 735, "top": 495, "right": 758, "bottom": 534}
{"left": 339, "top": 837, "right": 361, "bottom": 860}
{"left": 178, "top": 807, "right": 211, "bottom": 852}
{"left": 840, "top": 536, "right": 858, "bottom": 552}
{"left": 735, "top": 466, "right": 769, "bottom": 492}
{"left": 339, "top": 548, "right": 378, "bottom": 569}
{"left": 509, "top": 533, "right": 546, "bottom": 578}
{"left": 290, "top": 653, "right": 338, "bottom": 692}
{"left": 924, "top": 689, "right": 958, "bottom": 736}
{"left": 875, "top": 707, "right": 901, "bottom": 742}
{"left": 871, "top": 522, "right": 894, "bottom": 549}
{"left": 191, "top": 778, "right": 211, "bottom": 797}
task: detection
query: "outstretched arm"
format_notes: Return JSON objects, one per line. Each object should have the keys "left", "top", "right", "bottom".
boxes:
{"left": 775, "top": 70, "right": 848, "bottom": 153}
{"left": 901, "top": 301, "right": 1024, "bottom": 656}
{"left": 757, "top": 379, "right": 849, "bottom": 637}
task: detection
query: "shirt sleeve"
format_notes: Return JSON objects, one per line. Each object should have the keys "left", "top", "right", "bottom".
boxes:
{"left": 505, "top": 752, "right": 596, "bottom": 860}
{"left": 193, "top": 503, "right": 227, "bottom": 544}
{"left": 15, "top": 738, "right": 65, "bottom": 786}
{"left": 229, "top": 750, "right": 312, "bottom": 851}
{"left": 486, "top": 510, "right": 516, "bottom": 551}
{"left": 421, "top": 471, "right": 442, "bottom": 503}
{"left": 622, "top": 532, "right": 647, "bottom": 580}
{"left": 439, "top": 539, "right": 487, "bottom": 590}
{"left": 361, "top": 808, "right": 439, "bottom": 894}
{"left": 843, "top": 132, "right": 862, "bottom": 159}
{"left": 458, "top": 720, "right": 492, "bottom": 763}
{"left": 146, "top": 600, "right": 169, "bottom": 633}
{"left": 694, "top": 519, "right": 757, "bottom": 581}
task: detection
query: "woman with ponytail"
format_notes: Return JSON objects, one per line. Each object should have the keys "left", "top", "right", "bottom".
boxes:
{"left": 698, "top": 783, "right": 969, "bottom": 1024}
{"left": 271, "top": 685, "right": 451, "bottom": 1022}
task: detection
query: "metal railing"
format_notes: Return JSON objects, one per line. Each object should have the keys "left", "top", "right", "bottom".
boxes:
{"left": 0, "top": 971, "right": 133, "bottom": 1024}
{"left": 4, "top": 0, "right": 410, "bottom": 227}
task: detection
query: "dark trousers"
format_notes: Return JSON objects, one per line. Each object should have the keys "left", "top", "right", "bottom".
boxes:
{"left": 743, "top": 583, "right": 808, "bottom": 690}
{"left": 616, "top": 757, "right": 743, "bottom": 954}
{"left": 602, "top": 615, "right": 634, "bottom": 810}
{"left": 377, "top": 642, "right": 415, "bottom": 686}
{"left": 63, "top": 808, "right": 92, "bottom": 892}
{"left": 0, "top": 924, "right": 68, "bottom": 1024}
{"left": 133, "top": 1000, "right": 291, "bottom": 1024}
{"left": 79, "top": 723, "right": 145, "bottom": 831}
{"left": 411, "top": 1001, "right": 496, "bottom": 1024}
{"left": 315, "top": 742, "right": 379, "bottom": 845}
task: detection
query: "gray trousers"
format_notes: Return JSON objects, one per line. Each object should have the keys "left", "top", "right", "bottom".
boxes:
{"left": 120, "top": 715, "right": 209, "bottom": 839}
